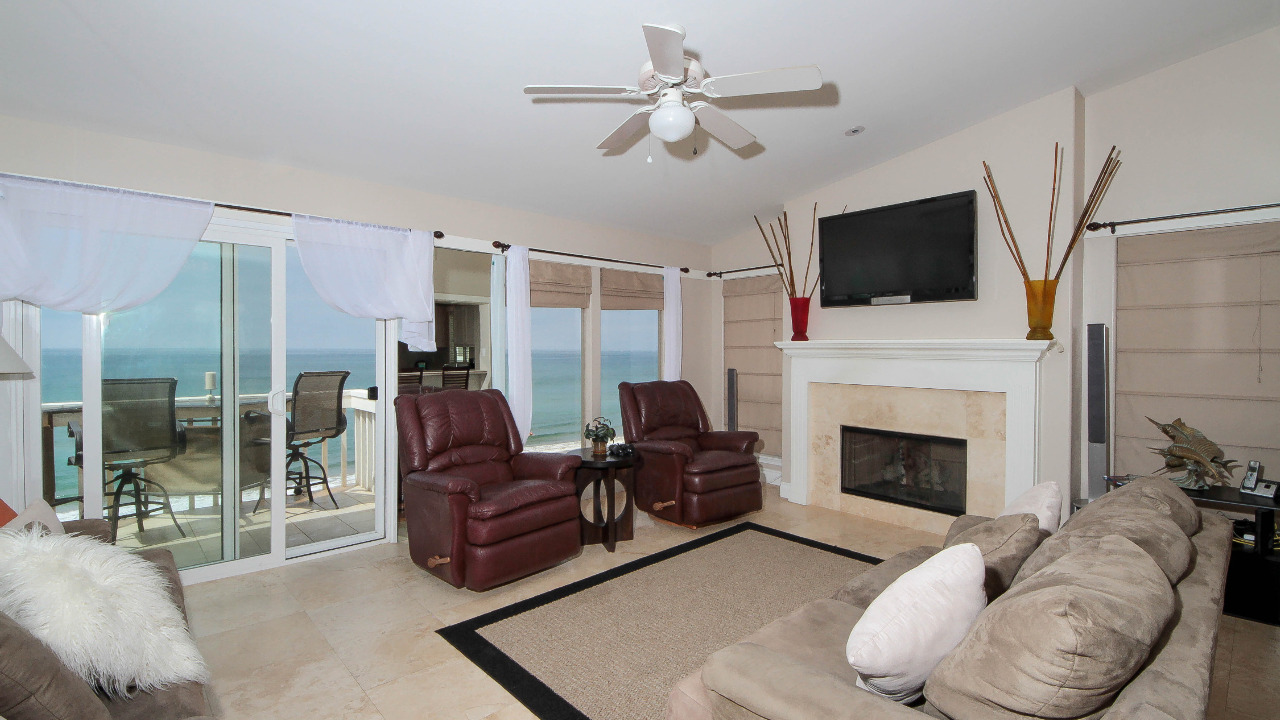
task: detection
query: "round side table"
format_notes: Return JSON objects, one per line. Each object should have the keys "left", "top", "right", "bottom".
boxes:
{"left": 566, "top": 447, "right": 636, "bottom": 552}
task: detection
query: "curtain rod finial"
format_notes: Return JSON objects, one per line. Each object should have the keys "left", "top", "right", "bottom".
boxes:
{"left": 681, "top": 267, "right": 689, "bottom": 274}
{"left": 492, "top": 241, "right": 511, "bottom": 253}
{"left": 433, "top": 231, "right": 444, "bottom": 239}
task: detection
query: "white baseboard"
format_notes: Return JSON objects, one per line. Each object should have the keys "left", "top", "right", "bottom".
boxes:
{"left": 759, "top": 454, "right": 783, "bottom": 486}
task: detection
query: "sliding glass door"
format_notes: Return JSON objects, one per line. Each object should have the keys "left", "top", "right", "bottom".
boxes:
{"left": 97, "top": 240, "right": 274, "bottom": 567}
{"left": 39, "top": 215, "right": 393, "bottom": 574}
{"left": 283, "top": 244, "right": 383, "bottom": 555}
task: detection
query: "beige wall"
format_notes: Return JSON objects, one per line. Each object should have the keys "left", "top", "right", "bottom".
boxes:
{"left": 1083, "top": 26, "right": 1280, "bottom": 226}
{"left": 709, "top": 27, "right": 1280, "bottom": 504}
{"left": 1077, "top": 26, "right": 1280, "bottom": 494}
{"left": 711, "top": 88, "right": 1083, "bottom": 505}
{"left": 0, "top": 113, "right": 712, "bottom": 270}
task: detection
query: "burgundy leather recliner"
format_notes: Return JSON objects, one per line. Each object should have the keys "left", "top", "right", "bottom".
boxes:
{"left": 619, "top": 380, "right": 763, "bottom": 528}
{"left": 395, "top": 389, "right": 583, "bottom": 591}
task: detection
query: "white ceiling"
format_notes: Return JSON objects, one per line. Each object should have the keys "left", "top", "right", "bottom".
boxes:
{"left": 1, "top": 1, "right": 1277, "bottom": 245}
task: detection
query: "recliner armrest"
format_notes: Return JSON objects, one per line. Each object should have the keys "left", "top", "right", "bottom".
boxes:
{"left": 699, "top": 430, "right": 759, "bottom": 454}
{"left": 404, "top": 470, "right": 480, "bottom": 503}
{"left": 512, "top": 452, "right": 582, "bottom": 483}
{"left": 633, "top": 440, "right": 695, "bottom": 461}
{"left": 702, "top": 642, "right": 923, "bottom": 720}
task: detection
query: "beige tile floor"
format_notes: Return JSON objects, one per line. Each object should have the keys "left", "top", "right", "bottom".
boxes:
{"left": 184, "top": 485, "right": 1279, "bottom": 720}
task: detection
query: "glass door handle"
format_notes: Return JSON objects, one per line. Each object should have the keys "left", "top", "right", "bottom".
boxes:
{"left": 268, "top": 389, "right": 288, "bottom": 416}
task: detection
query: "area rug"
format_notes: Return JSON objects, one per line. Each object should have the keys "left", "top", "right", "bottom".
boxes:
{"left": 437, "top": 522, "right": 880, "bottom": 720}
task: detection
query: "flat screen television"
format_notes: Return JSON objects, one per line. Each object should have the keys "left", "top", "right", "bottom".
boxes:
{"left": 818, "top": 190, "right": 976, "bottom": 307}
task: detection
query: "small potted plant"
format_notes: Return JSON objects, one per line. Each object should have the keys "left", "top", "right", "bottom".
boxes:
{"left": 584, "top": 417, "right": 616, "bottom": 456}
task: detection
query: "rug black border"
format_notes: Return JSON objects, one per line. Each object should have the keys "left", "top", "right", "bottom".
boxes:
{"left": 436, "top": 521, "right": 882, "bottom": 720}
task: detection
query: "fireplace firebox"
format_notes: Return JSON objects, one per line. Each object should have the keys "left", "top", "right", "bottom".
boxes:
{"left": 840, "top": 426, "right": 966, "bottom": 516}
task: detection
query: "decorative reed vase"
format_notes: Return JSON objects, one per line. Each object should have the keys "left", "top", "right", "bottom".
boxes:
{"left": 591, "top": 439, "right": 608, "bottom": 456}
{"left": 1024, "top": 279, "right": 1059, "bottom": 341}
{"left": 789, "top": 297, "right": 811, "bottom": 341}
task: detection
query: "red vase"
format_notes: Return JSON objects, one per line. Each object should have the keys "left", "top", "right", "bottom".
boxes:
{"left": 789, "top": 297, "right": 811, "bottom": 341}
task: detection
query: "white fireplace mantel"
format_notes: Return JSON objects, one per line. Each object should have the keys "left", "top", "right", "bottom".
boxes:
{"left": 777, "top": 338, "right": 1059, "bottom": 508}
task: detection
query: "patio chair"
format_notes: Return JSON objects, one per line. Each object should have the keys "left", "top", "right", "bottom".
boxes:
{"left": 69, "top": 377, "right": 188, "bottom": 543}
{"left": 286, "top": 370, "right": 350, "bottom": 509}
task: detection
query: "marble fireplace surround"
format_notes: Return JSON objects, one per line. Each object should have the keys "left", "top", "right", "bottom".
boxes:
{"left": 777, "top": 339, "right": 1056, "bottom": 534}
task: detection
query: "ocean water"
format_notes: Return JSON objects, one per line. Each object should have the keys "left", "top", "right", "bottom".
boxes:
{"left": 528, "top": 349, "right": 659, "bottom": 445}
{"left": 41, "top": 348, "right": 658, "bottom": 496}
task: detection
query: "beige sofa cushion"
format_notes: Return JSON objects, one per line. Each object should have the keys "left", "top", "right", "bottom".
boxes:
{"left": 1065, "top": 476, "right": 1200, "bottom": 537}
{"left": 0, "top": 612, "right": 110, "bottom": 720}
{"left": 832, "top": 545, "right": 940, "bottom": 608}
{"left": 999, "top": 481, "right": 1061, "bottom": 533}
{"left": 1013, "top": 507, "right": 1193, "bottom": 585}
{"left": 944, "top": 513, "right": 1041, "bottom": 598}
{"left": 926, "top": 535, "right": 1175, "bottom": 720}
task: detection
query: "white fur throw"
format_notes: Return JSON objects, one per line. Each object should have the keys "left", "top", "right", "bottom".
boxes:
{"left": 0, "top": 527, "right": 209, "bottom": 697}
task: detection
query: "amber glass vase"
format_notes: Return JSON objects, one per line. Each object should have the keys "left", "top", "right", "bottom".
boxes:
{"left": 1024, "top": 279, "right": 1059, "bottom": 341}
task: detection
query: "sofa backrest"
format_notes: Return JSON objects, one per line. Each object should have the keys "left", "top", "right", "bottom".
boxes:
{"left": 0, "top": 611, "right": 110, "bottom": 720}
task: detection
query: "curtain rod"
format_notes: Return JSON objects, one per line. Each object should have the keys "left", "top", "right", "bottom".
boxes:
{"left": 215, "top": 202, "right": 446, "bottom": 238}
{"left": 706, "top": 264, "right": 778, "bottom": 278}
{"left": 491, "top": 241, "right": 689, "bottom": 273}
{"left": 1087, "top": 201, "right": 1280, "bottom": 234}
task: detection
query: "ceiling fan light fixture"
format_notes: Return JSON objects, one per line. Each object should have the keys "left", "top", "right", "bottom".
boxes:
{"left": 649, "top": 103, "right": 696, "bottom": 143}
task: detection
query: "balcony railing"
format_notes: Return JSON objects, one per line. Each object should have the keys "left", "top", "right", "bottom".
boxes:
{"left": 42, "top": 390, "right": 378, "bottom": 508}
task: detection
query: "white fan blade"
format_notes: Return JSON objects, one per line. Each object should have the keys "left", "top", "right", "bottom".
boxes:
{"left": 698, "top": 66, "right": 823, "bottom": 98}
{"left": 691, "top": 103, "right": 756, "bottom": 149}
{"left": 642, "top": 23, "right": 687, "bottom": 81}
{"left": 598, "top": 107, "right": 654, "bottom": 150}
{"left": 525, "top": 85, "right": 640, "bottom": 95}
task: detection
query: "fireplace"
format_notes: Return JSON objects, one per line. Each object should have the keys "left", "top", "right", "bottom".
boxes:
{"left": 840, "top": 426, "right": 967, "bottom": 516}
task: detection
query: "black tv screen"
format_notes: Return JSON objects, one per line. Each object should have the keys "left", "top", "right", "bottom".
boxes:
{"left": 819, "top": 190, "right": 976, "bottom": 307}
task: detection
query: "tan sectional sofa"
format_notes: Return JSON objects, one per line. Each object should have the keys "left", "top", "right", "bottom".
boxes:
{"left": 668, "top": 476, "right": 1233, "bottom": 720}
{"left": 0, "top": 519, "right": 214, "bottom": 720}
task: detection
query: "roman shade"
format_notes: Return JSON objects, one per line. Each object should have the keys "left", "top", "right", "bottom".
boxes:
{"left": 529, "top": 260, "right": 591, "bottom": 308}
{"left": 601, "top": 269, "right": 663, "bottom": 310}
{"left": 1113, "top": 221, "right": 1280, "bottom": 479}
{"left": 723, "top": 275, "right": 784, "bottom": 454}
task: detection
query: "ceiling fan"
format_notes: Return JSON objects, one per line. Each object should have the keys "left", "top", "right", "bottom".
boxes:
{"left": 525, "top": 23, "right": 823, "bottom": 151}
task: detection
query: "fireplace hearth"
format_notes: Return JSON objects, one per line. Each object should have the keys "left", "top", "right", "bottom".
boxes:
{"left": 840, "top": 426, "right": 966, "bottom": 516}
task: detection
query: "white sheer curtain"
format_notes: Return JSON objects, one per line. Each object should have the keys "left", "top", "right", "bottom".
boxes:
{"left": 505, "top": 246, "right": 533, "bottom": 439}
{"left": 662, "top": 266, "right": 682, "bottom": 380}
{"left": 0, "top": 174, "right": 213, "bottom": 313}
{"left": 292, "top": 215, "right": 435, "bottom": 351}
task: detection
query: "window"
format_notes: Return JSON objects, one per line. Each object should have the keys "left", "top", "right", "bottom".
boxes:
{"left": 40, "top": 308, "right": 83, "bottom": 519}
{"left": 600, "top": 309, "right": 660, "bottom": 427}
{"left": 529, "top": 307, "right": 583, "bottom": 448}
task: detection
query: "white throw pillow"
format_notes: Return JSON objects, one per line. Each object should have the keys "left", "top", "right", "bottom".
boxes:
{"left": 2, "top": 499, "right": 64, "bottom": 534}
{"left": 0, "top": 527, "right": 209, "bottom": 697}
{"left": 999, "top": 481, "right": 1062, "bottom": 533}
{"left": 845, "top": 543, "right": 987, "bottom": 703}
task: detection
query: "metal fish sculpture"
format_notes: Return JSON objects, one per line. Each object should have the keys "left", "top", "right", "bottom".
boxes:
{"left": 1146, "top": 416, "right": 1239, "bottom": 489}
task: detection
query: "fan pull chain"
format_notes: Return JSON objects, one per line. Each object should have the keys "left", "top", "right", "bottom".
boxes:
{"left": 647, "top": 134, "right": 653, "bottom": 164}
